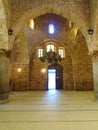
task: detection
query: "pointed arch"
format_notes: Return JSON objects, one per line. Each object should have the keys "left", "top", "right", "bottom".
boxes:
{"left": 11, "top": 3, "right": 90, "bottom": 50}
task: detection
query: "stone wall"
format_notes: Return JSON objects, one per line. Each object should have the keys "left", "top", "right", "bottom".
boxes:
{"left": 28, "top": 36, "right": 93, "bottom": 91}
{"left": 10, "top": 28, "right": 93, "bottom": 91}
{"left": 10, "top": 30, "right": 29, "bottom": 91}
{"left": 29, "top": 46, "right": 73, "bottom": 90}
{"left": 61, "top": 55, "right": 73, "bottom": 90}
{"left": 10, "top": 0, "right": 91, "bottom": 50}
{"left": 29, "top": 56, "right": 48, "bottom": 90}
{"left": 10, "top": 0, "right": 90, "bottom": 27}
{"left": 72, "top": 31, "right": 93, "bottom": 90}
{"left": 10, "top": 63, "right": 29, "bottom": 91}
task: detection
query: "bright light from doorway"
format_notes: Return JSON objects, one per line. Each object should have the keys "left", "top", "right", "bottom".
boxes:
{"left": 48, "top": 69, "right": 56, "bottom": 90}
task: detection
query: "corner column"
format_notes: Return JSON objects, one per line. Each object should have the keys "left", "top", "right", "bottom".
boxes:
{"left": 0, "top": 50, "right": 10, "bottom": 103}
{"left": 91, "top": 51, "right": 98, "bottom": 99}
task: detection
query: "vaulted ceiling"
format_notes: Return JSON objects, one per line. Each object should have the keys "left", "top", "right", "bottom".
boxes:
{"left": 24, "top": 13, "right": 70, "bottom": 50}
{"left": 8, "top": 0, "right": 94, "bottom": 54}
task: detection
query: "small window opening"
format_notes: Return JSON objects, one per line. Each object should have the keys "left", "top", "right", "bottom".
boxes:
{"left": 38, "top": 48, "right": 43, "bottom": 57}
{"left": 48, "top": 24, "right": 55, "bottom": 34}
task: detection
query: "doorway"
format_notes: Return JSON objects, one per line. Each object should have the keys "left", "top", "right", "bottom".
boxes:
{"left": 48, "top": 63, "right": 63, "bottom": 90}
{"left": 48, "top": 69, "right": 56, "bottom": 90}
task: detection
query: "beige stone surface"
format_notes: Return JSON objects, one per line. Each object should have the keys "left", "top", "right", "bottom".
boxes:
{"left": 0, "top": 90, "right": 98, "bottom": 130}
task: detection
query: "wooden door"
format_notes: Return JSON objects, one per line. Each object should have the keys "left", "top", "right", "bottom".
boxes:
{"left": 56, "top": 67, "right": 63, "bottom": 89}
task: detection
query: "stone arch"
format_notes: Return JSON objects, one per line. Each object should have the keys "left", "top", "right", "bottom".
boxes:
{"left": 29, "top": 38, "right": 73, "bottom": 61}
{"left": 11, "top": 3, "right": 90, "bottom": 50}
{"left": 0, "top": 0, "right": 8, "bottom": 50}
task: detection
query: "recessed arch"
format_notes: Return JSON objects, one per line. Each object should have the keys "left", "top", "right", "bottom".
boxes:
{"left": 28, "top": 36, "right": 73, "bottom": 59}
{"left": 11, "top": 3, "right": 90, "bottom": 50}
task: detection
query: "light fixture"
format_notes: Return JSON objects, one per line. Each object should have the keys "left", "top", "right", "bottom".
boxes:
{"left": 88, "top": 29, "right": 94, "bottom": 35}
{"left": 8, "top": 29, "right": 13, "bottom": 35}
{"left": 41, "top": 68, "right": 46, "bottom": 73}
{"left": 39, "top": 49, "right": 62, "bottom": 64}
{"left": 17, "top": 68, "right": 22, "bottom": 73}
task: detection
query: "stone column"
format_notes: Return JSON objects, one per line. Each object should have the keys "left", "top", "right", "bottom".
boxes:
{"left": 91, "top": 50, "right": 98, "bottom": 99}
{"left": 0, "top": 49, "right": 10, "bottom": 103}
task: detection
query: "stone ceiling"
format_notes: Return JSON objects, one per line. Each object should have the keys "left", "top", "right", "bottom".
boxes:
{"left": 24, "top": 13, "right": 71, "bottom": 51}
{"left": 9, "top": 0, "right": 91, "bottom": 53}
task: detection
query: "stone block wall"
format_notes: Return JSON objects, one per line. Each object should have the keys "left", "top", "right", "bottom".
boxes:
{"left": 29, "top": 45, "right": 73, "bottom": 90}
{"left": 10, "top": 30, "right": 29, "bottom": 91}
{"left": 10, "top": 16, "right": 93, "bottom": 91}
{"left": 28, "top": 38, "right": 93, "bottom": 91}
{"left": 10, "top": 63, "right": 29, "bottom": 91}
{"left": 29, "top": 61, "right": 48, "bottom": 90}
{"left": 10, "top": 29, "right": 93, "bottom": 91}
{"left": 61, "top": 55, "right": 74, "bottom": 90}
{"left": 72, "top": 32, "right": 93, "bottom": 90}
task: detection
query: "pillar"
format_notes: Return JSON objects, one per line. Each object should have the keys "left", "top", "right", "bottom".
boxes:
{"left": 92, "top": 51, "right": 98, "bottom": 99}
{"left": 0, "top": 50, "right": 10, "bottom": 103}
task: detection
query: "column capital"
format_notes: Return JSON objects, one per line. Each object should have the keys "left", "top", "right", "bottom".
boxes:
{"left": 0, "top": 49, "right": 11, "bottom": 59}
{"left": 89, "top": 50, "right": 98, "bottom": 62}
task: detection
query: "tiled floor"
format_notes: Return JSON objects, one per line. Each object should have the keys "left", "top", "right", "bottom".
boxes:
{"left": 0, "top": 90, "right": 98, "bottom": 130}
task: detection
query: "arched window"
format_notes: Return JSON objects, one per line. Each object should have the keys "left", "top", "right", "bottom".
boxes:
{"left": 58, "top": 47, "right": 65, "bottom": 58}
{"left": 48, "top": 24, "right": 55, "bottom": 34}
{"left": 46, "top": 44, "right": 54, "bottom": 52}
{"left": 38, "top": 48, "right": 43, "bottom": 57}
{"left": 29, "top": 19, "right": 34, "bottom": 29}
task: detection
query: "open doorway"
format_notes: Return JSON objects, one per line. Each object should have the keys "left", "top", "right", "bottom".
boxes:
{"left": 48, "top": 63, "right": 63, "bottom": 90}
{"left": 48, "top": 69, "right": 56, "bottom": 90}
